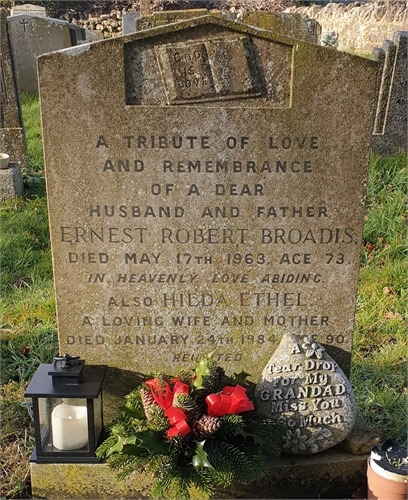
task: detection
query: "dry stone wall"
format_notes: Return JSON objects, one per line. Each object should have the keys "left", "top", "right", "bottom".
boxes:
{"left": 5, "top": 1, "right": 407, "bottom": 47}
{"left": 287, "top": 1, "right": 408, "bottom": 53}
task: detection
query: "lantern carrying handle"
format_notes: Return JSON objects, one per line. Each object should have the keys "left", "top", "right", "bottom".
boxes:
{"left": 53, "top": 353, "right": 80, "bottom": 369}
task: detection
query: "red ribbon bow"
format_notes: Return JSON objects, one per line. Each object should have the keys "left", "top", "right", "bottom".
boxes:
{"left": 206, "top": 385, "right": 254, "bottom": 417}
{"left": 145, "top": 378, "right": 191, "bottom": 437}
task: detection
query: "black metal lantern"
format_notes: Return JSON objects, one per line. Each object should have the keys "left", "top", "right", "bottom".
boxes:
{"left": 24, "top": 354, "right": 107, "bottom": 463}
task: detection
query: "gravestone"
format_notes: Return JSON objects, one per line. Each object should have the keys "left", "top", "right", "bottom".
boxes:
{"left": 38, "top": 16, "right": 377, "bottom": 389}
{"left": 0, "top": 9, "right": 29, "bottom": 174}
{"left": 131, "top": 9, "right": 320, "bottom": 44}
{"left": 0, "top": 162, "right": 24, "bottom": 202}
{"left": 237, "top": 11, "right": 320, "bottom": 44}
{"left": 33, "top": 15, "right": 377, "bottom": 500}
{"left": 69, "top": 26, "right": 86, "bottom": 46}
{"left": 371, "top": 31, "right": 408, "bottom": 155}
{"left": 10, "top": 3, "right": 46, "bottom": 17}
{"left": 122, "top": 11, "right": 141, "bottom": 36}
{"left": 1, "top": 10, "right": 22, "bottom": 129}
{"left": 6, "top": 14, "right": 77, "bottom": 92}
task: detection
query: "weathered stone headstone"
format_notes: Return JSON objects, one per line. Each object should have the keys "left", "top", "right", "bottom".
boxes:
{"left": 122, "top": 11, "right": 141, "bottom": 36}
{"left": 7, "top": 14, "right": 74, "bottom": 92}
{"left": 1, "top": 11, "right": 22, "bottom": 129}
{"left": 0, "top": 9, "right": 29, "bottom": 172}
{"left": 131, "top": 9, "right": 320, "bottom": 44}
{"left": 0, "top": 162, "right": 24, "bottom": 202}
{"left": 38, "top": 16, "right": 376, "bottom": 387}
{"left": 371, "top": 31, "right": 408, "bottom": 155}
{"left": 10, "top": 3, "right": 46, "bottom": 17}
{"left": 240, "top": 11, "right": 321, "bottom": 44}
{"left": 69, "top": 25, "right": 86, "bottom": 46}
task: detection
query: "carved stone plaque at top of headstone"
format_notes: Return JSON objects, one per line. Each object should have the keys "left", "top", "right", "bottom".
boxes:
{"left": 38, "top": 16, "right": 377, "bottom": 382}
{"left": 256, "top": 333, "right": 356, "bottom": 454}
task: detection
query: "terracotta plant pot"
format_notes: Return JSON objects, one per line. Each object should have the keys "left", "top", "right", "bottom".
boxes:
{"left": 367, "top": 441, "right": 408, "bottom": 500}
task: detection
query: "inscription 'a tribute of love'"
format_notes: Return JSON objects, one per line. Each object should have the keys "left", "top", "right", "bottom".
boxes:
{"left": 38, "top": 16, "right": 377, "bottom": 378}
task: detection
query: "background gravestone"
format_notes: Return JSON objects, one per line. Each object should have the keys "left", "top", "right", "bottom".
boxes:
{"left": 38, "top": 16, "right": 377, "bottom": 399}
{"left": 0, "top": 9, "right": 29, "bottom": 172}
{"left": 1, "top": 9, "right": 22, "bottom": 130}
{"left": 6, "top": 14, "right": 82, "bottom": 92}
{"left": 10, "top": 3, "right": 46, "bottom": 17}
{"left": 122, "top": 11, "right": 141, "bottom": 35}
{"left": 371, "top": 31, "right": 408, "bottom": 155}
{"left": 129, "top": 9, "right": 320, "bottom": 44}
{"left": 0, "top": 162, "right": 24, "bottom": 202}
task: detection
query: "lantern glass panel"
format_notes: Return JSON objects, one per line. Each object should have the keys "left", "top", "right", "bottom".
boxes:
{"left": 93, "top": 393, "right": 102, "bottom": 443}
{"left": 40, "top": 398, "right": 90, "bottom": 452}
{"left": 38, "top": 397, "right": 52, "bottom": 450}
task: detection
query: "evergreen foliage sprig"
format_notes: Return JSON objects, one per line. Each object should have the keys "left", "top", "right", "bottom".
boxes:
{"left": 96, "top": 354, "right": 282, "bottom": 499}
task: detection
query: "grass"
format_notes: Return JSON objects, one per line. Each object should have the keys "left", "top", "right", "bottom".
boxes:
{"left": 352, "top": 151, "right": 407, "bottom": 442}
{"left": 1, "top": 93, "right": 58, "bottom": 499}
{"left": 0, "top": 93, "right": 407, "bottom": 498}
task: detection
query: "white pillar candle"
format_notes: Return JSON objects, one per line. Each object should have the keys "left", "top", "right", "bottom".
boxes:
{"left": 52, "top": 404, "right": 88, "bottom": 450}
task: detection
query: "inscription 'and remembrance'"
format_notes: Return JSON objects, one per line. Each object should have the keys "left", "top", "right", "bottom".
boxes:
{"left": 38, "top": 17, "right": 377, "bottom": 378}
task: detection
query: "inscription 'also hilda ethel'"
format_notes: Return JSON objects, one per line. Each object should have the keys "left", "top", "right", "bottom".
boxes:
{"left": 256, "top": 333, "right": 356, "bottom": 455}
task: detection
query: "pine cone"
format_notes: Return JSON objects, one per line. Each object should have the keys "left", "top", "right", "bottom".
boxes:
{"left": 195, "top": 414, "right": 221, "bottom": 437}
{"left": 140, "top": 388, "right": 158, "bottom": 420}
{"left": 206, "top": 366, "right": 226, "bottom": 392}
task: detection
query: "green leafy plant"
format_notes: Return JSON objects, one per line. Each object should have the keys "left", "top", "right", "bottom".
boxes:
{"left": 97, "top": 355, "right": 282, "bottom": 499}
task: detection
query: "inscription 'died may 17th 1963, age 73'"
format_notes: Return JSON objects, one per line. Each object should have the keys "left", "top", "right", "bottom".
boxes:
{"left": 37, "top": 17, "right": 377, "bottom": 377}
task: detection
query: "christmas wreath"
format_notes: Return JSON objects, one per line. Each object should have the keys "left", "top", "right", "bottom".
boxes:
{"left": 96, "top": 355, "right": 282, "bottom": 499}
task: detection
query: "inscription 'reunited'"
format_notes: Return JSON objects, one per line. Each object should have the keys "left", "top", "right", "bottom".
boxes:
{"left": 155, "top": 35, "right": 262, "bottom": 104}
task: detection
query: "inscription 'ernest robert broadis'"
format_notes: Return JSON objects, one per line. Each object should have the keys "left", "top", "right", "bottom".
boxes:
{"left": 38, "top": 16, "right": 377, "bottom": 378}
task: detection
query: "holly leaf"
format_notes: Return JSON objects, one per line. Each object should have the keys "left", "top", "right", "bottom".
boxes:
{"left": 192, "top": 442, "right": 213, "bottom": 469}
{"left": 131, "top": 429, "right": 171, "bottom": 455}
{"left": 232, "top": 370, "right": 252, "bottom": 387}
{"left": 238, "top": 429, "right": 265, "bottom": 446}
{"left": 105, "top": 435, "right": 136, "bottom": 457}
{"left": 119, "top": 404, "right": 145, "bottom": 420}
{"left": 192, "top": 354, "right": 212, "bottom": 389}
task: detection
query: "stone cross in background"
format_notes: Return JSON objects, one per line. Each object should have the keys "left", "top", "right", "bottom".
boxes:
{"left": 372, "top": 31, "right": 408, "bottom": 156}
